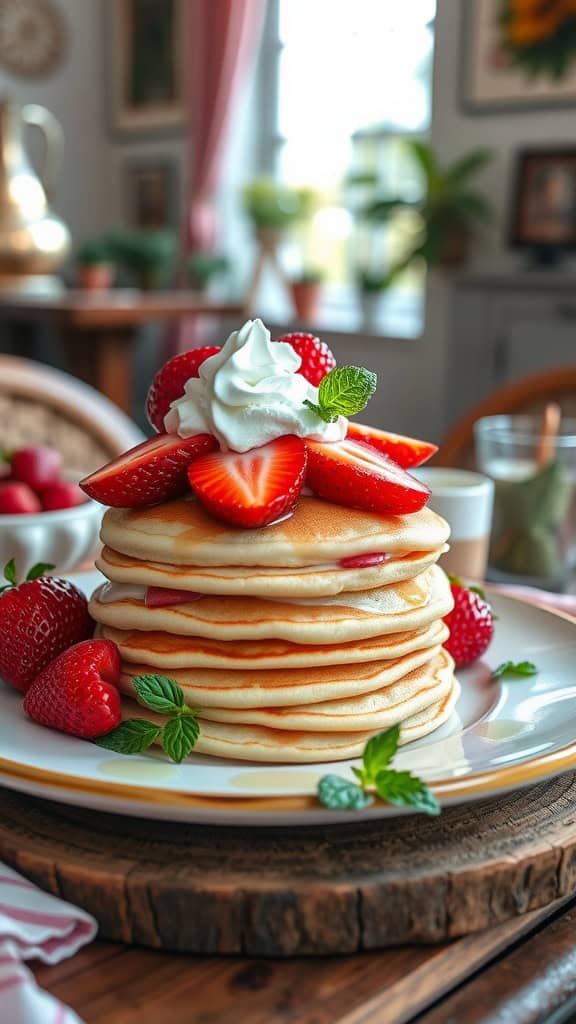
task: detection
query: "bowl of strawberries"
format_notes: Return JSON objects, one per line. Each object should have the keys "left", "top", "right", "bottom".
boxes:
{"left": 0, "top": 445, "right": 103, "bottom": 573}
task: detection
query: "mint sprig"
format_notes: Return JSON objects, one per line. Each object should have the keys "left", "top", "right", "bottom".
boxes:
{"left": 0, "top": 559, "right": 55, "bottom": 595}
{"left": 304, "top": 366, "right": 377, "bottom": 423}
{"left": 491, "top": 660, "right": 538, "bottom": 681}
{"left": 318, "top": 723, "right": 440, "bottom": 815}
{"left": 95, "top": 674, "right": 201, "bottom": 764}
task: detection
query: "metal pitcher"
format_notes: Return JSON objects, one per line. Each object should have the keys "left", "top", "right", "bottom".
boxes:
{"left": 0, "top": 98, "right": 70, "bottom": 291}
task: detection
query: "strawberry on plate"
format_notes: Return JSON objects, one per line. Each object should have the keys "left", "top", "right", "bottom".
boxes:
{"left": 80, "top": 433, "right": 217, "bottom": 508}
{"left": 443, "top": 580, "right": 494, "bottom": 668}
{"left": 24, "top": 638, "right": 122, "bottom": 739}
{"left": 274, "top": 332, "right": 336, "bottom": 386}
{"left": 346, "top": 423, "right": 437, "bottom": 469}
{"left": 305, "top": 439, "right": 430, "bottom": 515}
{"left": 188, "top": 435, "right": 307, "bottom": 528}
{"left": 146, "top": 346, "right": 221, "bottom": 432}
{"left": 0, "top": 561, "right": 93, "bottom": 692}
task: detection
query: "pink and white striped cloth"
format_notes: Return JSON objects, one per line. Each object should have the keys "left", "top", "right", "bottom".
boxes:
{"left": 0, "top": 862, "right": 96, "bottom": 1024}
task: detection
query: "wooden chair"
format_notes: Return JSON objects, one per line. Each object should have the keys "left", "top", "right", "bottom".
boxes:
{"left": 436, "top": 366, "right": 576, "bottom": 468}
{"left": 0, "top": 355, "right": 146, "bottom": 473}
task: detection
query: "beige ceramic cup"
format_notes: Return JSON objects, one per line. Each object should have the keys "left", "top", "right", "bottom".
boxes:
{"left": 412, "top": 468, "right": 494, "bottom": 582}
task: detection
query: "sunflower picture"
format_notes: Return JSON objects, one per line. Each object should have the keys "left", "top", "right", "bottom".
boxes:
{"left": 463, "top": 0, "right": 576, "bottom": 110}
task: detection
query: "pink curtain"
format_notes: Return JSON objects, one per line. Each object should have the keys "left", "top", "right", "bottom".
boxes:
{"left": 186, "top": 0, "right": 267, "bottom": 253}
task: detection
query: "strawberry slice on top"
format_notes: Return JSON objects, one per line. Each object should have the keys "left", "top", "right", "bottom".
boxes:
{"left": 346, "top": 423, "right": 437, "bottom": 469}
{"left": 305, "top": 438, "right": 430, "bottom": 515}
{"left": 146, "top": 346, "right": 221, "bottom": 432}
{"left": 80, "top": 433, "right": 217, "bottom": 508}
{"left": 187, "top": 435, "right": 307, "bottom": 528}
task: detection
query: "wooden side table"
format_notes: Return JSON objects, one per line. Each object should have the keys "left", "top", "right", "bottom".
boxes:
{"left": 0, "top": 291, "right": 246, "bottom": 412}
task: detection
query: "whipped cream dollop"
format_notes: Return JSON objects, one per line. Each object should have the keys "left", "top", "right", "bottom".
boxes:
{"left": 164, "top": 318, "right": 347, "bottom": 452}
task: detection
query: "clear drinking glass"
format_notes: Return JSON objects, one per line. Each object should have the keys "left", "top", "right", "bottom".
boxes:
{"left": 475, "top": 415, "right": 576, "bottom": 590}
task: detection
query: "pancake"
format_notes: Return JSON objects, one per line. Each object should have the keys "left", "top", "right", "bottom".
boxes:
{"left": 100, "top": 619, "right": 449, "bottom": 671}
{"left": 97, "top": 544, "right": 447, "bottom": 598}
{"left": 181, "top": 652, "right": 453, "bottom": 730}
{"left": 120, "top": 673, "right": 460, "bottom": 763}
{"left": 100, "top": 496, "right": 450, "bottom": 568}
{"left": 90, "top": 565, "right": 452, "bottom": 645}
{"left": 119, "top": 640, "right": 445, "bottom": 708}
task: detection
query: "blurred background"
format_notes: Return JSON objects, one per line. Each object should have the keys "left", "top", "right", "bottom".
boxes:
{"left": 0, "top": 0, "right": 575, "bottom": 446}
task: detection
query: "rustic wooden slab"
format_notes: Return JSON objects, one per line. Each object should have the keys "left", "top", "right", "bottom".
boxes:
{"left": 2, "top": 774, "right": 576, "bottom": 956}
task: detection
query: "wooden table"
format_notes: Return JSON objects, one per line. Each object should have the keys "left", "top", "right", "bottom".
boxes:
{"left": 32, "top": 896, "right": 576, "bottom": 1023}
{"left": 0, "top": 291, "right": 246, "bottom": 412}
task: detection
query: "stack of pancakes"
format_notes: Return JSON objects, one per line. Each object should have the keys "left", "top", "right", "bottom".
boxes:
{"left": 89, "top": 496, "right": 458, "bottom": 763}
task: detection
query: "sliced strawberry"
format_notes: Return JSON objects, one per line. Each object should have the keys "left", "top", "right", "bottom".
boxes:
{"left": 80, "top": 433, "right": 217, "bottom": 508}
{"left": 188, "top": 436, "right": 307, "bottom": 528}
{"left": 305, "top": 439, "right": 430, "bottom": 515}
{"left": 146, "top": 346, "right": 221, "bottom": 432}
{"left": 146, "top": 587, "right": 203, "bottom": 608}
{"left": 274, "top": 332, "right": 336, "bottom": 386}
{"left": 346, "top": 423, "right": 437, "bottom": 469}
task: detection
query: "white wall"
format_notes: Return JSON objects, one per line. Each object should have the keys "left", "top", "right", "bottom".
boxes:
{"left": 0, "top": 0, "right": 114, "bottom": 240}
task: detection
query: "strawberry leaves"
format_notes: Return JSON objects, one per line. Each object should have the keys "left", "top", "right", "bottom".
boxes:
{"left": 304, "top": 366, "right": 377, "bottom": 423}
{"left": 0, "top": 559, "right": 55, "bottom": 595}
{"left": 318, "top": 723, "right": 440, "bottom": 816}
{"left": 95, "top": 674, "right": 201, "bottom": 764}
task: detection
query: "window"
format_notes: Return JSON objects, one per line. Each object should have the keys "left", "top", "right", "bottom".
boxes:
{"left": 258, "top": 0, "right": 436, "bottom": 337}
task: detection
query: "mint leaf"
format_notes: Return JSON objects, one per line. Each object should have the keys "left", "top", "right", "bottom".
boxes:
{"left": 94, "top": 719, "right": 161, "bottom": 755}
{"left": 375, "top": 769, "right": 440, "bottom": 816}
{"left": 304, "top": 366, "right": 378, "bottom": 423}
{"left": 161, "top": 715, "right": 199, "bottom": 763}
{"left": 3, "top": 559, "right": 16, "bottom": 585}
{"left": 360, "top": 725, "right": 400, "bottom": 785}
{"left": 303, "top": 398, "right": 335, "bottom": 423}
{"left": 491, "top": 660, "right": 538, "bottom": 681}
{"left": 133, "top": 674, "right": 186, "bottom": 714}
{"left": 26, "top": 562, "right": 55, "bottom": 582}
{"left": 318, "top": 774, "right": 373, "bottom": 810}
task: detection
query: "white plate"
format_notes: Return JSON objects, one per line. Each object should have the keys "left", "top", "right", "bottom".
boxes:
{"left": 1, "top": 572, "right": 576, "bottom": 825}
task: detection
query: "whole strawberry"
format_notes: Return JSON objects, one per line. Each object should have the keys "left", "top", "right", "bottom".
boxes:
{"left": 443, "top": 579, "right": 495, "bottom": 668}
{"left": 0, "top": 560, "right": 93, "bottom": 692}
{"left": 146, "top": 346, "right": 221, "bottom": 432}
{"left": 274, "top": 332, "right": 336, "bottom": 386}
{"left": 24, "top": 639, "right": 121, "bottom": 739}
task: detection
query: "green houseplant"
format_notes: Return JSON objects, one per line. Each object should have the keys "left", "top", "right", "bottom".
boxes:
{"left": 76, "top": 237, "right": 115, "bottom": 291}
{"left": 187, "top": 252, "right": 229, "bottom": 292}
{"left": 352, "top": 141, "right": 493, "bottom": 288}
{"left": 289, "top": 268, "right": 324, "bottom": 322}
{"left": 108, "top": 229, "right": 177, "bottom": 290}
{"left": 242, "top": 177, "right": 316, "bottom": 236}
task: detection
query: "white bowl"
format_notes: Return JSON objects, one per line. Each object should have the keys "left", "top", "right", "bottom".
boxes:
{"left": 0, "top": 498, "right": 103, "bottom": 576}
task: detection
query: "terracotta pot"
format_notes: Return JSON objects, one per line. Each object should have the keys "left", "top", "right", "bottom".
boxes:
{"left": 438, "top": 227, "right": 470, "bottom": 268}
{"left": 290, "top": 280, "right": 322, "bottom": 322}
{"left": 77, "top": 264, "right": 114, "bottom": 291}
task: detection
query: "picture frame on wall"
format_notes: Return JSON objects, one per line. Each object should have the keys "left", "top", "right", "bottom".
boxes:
{"left": 107, "top": 0, "right": 186, "bottom": 137}
{"left": 125, "top": 159, "right": 180, "bottom": 229}
{"left": 509, "top": 148, "right": 576, "bottom": 255}
{"left": 461, "top": 0, "right": 576, "bottom": 113}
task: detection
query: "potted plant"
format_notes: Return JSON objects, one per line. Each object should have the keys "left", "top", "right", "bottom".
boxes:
{"left": 356, "top": 270, "right": 388, "bottom": 331}
{"left": 289, "top": 269, "right": 324, "bottom": 321}
{"left": 108, "top": 229, "right": 177, "bottom": 291}
{"left": 187, "top": 252, "right": 229, "bottom": 293}
{"left": 350, "top": 142, "right": 493, "bottom": 287}
{"left": 242, "top": 177, "right": 316, "bottom": 241}
{"left": 76, "top": 238, "right": 115, "bottom": 291}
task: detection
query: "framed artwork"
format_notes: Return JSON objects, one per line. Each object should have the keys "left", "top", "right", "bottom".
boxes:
{"left": 461, "top": 0, "right": 576, "bottom": 112}
{"left": 509, "top": 148, "right": 576, "bottom": 251}
{"left": 125, "top": 159, "right": 179, "bottom": 229}
{"left": 107, "top": 0, "right": 186, "bottom": 137}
